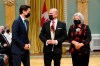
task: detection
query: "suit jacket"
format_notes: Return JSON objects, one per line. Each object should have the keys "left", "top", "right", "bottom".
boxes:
{"left": 0, "top": 33, "right": 9, "bottom": 53}
{"left": 39, "top": 20, "right": 67, "bottom": 54}
{"left": 0, "top": 33, "right": 8, "bottom": 45}
{"left": 11, "top": 16, "right": 29, "bottom": 54}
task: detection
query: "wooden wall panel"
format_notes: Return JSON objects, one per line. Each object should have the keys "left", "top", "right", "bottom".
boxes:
{"left": 77, "top": 0, "right": 88, "bottom": 24}
{"left": 5, "top": 0, "right": 15, "bottom": 30}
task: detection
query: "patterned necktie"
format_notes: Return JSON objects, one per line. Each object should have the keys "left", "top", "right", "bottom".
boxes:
{"left": 51, "top": 21, "right": 55, "bottom": 31}
{"left": 24, "top": 20, "right": 27, "bottom": 31}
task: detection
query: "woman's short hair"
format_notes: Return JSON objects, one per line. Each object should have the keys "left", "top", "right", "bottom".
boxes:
{"left": 72, "top": 12, "right": 84, "bottom": 24}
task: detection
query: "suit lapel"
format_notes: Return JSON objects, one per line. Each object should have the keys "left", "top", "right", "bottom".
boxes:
{"left": 55, "top": 20, "right": 60, "bottom": 32}
{"left": 54, "top": 20, "right": 60, "bottom": 39}
{"left": 47, "top": 21, "right": 51, "bottom": 36}
{"left": 19, "top": 16, "right": 27, "bottom": 32}
{"left": 26, "top": 21, "right": 29, "bottom": 32}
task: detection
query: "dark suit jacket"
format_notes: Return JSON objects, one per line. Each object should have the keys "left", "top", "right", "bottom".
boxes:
{"left": 39, "top": 20, "right": 67, "bottom": 54}
{"left": 0, "top": 57, "right": 4, "bottom": 66}
{"left": 0, "top": 33, "right": 9, "bottom": 53}
{"left": 11, "top": 16, "right": 29, "bottom": 54}
{"left": 0, "top": 33, "right": 8, "bottom": 45}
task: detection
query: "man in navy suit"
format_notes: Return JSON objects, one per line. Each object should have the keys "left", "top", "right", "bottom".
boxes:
{"left": 11, "top": 5, "right": 31, "bottom": 66}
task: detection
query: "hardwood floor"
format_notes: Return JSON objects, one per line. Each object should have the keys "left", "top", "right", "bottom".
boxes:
{"left": 21, "top": 56, "right": 100, "bottom": 66}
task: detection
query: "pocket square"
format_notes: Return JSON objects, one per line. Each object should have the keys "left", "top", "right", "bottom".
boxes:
{"left": 57, "top": 28, "right": 62, "bottom": 29}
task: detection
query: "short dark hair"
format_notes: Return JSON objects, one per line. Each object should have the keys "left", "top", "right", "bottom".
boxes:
{"left": 19, "top": 5, "right": 31, "bottom": 14}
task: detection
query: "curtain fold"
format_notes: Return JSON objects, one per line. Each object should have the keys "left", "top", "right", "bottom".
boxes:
{"left": 29, "top": 0, "right": 64, "bottom": 54}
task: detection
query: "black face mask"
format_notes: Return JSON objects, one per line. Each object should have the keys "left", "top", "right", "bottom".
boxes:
{"left": 25, "top": 13, "right": 30, "bottom": 18}
{"left": 1, "top": 30, "right": 5, "bottom": 34}
{"left": 49, "top": 15, "right": 54, "bottom": 20}
{"left": 74, "top": 20, "right": 81, "bottom": 25}
{"left": 6, "top": 29, "right": 10, "bottom": 33}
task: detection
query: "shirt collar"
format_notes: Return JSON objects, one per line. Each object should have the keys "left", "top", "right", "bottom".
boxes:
{"left": 20, "top": 15, "right": 26, "bottom": 22}
{"left": 51, "top": 18, "right": 58, "bottom": 23}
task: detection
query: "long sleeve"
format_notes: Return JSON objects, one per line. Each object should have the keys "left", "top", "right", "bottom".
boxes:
{"left": 82, "top": 25, "right": 92, "bottom": 45}
{"left": 26, "top": 21, "right": 30, "bottom": 44}
{"left": 12, "top": 20, "right": 25, "bottom": 49}
{"left": 39, "top": 23, "right": 47, "bottom": 44}
{"left": 68, "top": 25, "right": 73, "bottom": 43}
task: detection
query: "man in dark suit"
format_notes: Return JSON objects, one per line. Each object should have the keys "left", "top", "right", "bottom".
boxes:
{"left": 11, "top": 5, "right": 31, "bottom": 66}
{"left": 0, "top": 58, "right": 4, "bottom": 66}
{"left": 0, "top": 26, "right": 13, "bottom": 66}
{"left": 39, "top": 8, "right": 67, "bottom": 66}
{"left": 0, "top": 26, "right": 9, "bottom": 66}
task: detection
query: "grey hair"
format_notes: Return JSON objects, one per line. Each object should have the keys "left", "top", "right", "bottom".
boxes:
{"left": 72, "top": 12, "right": 84, "bottom": 24}
{"left": 50, "top": 8, "right": 58, "bottom": 14}
{"left": 0, "top": 26, "right": 5, "bottom": 29}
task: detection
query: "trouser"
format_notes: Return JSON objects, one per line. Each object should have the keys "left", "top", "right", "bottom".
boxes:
{"left": 71, "top": 52, "right": 90, "bottom": 66}
{"left": 44, "top": 51, "right": 61, "bottom": 66}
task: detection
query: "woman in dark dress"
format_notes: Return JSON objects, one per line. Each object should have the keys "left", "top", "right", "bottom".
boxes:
{"left": 68, "top": 13, "right": 91, "bottom": 66}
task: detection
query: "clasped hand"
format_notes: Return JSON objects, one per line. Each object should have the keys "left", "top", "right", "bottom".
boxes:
{"left": 24, "top": 44, "right": 30, "bottom": 50}
{"left": 47, "top": 40, "right": 57, "bottom": 45}
{"left": 72, "top": 41, "right": 84, "bottom": 50}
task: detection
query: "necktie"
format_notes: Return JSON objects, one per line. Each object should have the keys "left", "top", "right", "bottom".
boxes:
{"left": 51, "top": 21, "right": 55, "bottom": 31}
{"left": 24, "top": 20, "right": 27, "bottom": 31}
{"left": 51, "top": 21, "right": 55, "bottom": 51}
{"left": 0, "top": 33, "right": 9, "bottom": 45}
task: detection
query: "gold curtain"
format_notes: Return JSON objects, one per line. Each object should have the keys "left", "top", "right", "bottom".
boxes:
{"left": 29, "top": 0, "right": 64, "bottom": 54}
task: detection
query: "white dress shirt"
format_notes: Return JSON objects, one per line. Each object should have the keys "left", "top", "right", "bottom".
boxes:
{"left": 4, "top": 32, "right": 12, "bottom": 44}
{"left": 20, "top": 15, "right": 25, "bottom": 23}
{"left": 50, "top": 18, "right": 58, "bottom": 30}
{"left": 46, "top": 19, "right": 58, "bottom": 46}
